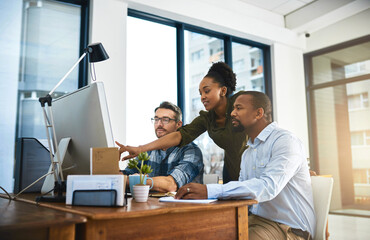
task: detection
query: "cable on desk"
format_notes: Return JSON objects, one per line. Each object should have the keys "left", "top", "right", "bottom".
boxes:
{"left": 35, "top": 187, "right": 56, "bottom": 204}
{"left": 0, "top": 186, "right": 12, "bottom": 201}
{"left": 13, "top": 165, "right": 74, "bottom": 200}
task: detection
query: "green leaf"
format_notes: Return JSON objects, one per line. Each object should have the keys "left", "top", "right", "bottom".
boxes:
{"left": 138, "top": 152, "right": 150, "bottom": 161}
{"left": 127, "top": 158, "right": 138, "bottom": 169}
{"left": 141, "top": 164, "right": 153, "bottom": 174}
{"left": 128, "top": 152, "right": 151, "bottom": 174}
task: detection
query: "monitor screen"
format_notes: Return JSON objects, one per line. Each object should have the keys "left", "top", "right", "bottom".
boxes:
{"left": 52, "top": 82, "right": 114, "bottom": 178}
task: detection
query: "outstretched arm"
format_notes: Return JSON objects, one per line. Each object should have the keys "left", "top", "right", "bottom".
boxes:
{"left": 116, "top": 131, "right": 182, "bottom": 160}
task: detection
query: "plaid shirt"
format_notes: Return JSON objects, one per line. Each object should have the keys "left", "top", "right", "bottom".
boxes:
{"left": 122, "top": 142, "right": 203, "bottom": 188}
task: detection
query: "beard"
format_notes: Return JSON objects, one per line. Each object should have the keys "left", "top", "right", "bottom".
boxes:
{"left": 232, "top": 119, "right": 245, "bottom": 132}
{"left": 155, "top": 127, "right": 167, "bottom": 138}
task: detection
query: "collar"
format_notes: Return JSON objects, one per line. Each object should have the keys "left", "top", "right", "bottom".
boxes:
{"left": 156, "top": 146, "right": 176, "bottom": 155}
{"left": 247, "top": 122, "right": 277, "bottom": 147}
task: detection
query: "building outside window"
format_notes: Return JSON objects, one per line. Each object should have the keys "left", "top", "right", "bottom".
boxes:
{"left": 348, "top": 92, "right": 369, "bottom": 110}
{"left": 305, "top": 37, "right": 370, "bottom": 214}
{"left": 0, "top": 0, "right": 87, "bottom": 193}
{"left": 17, "top": 0, "right": 82, "bottom": 142}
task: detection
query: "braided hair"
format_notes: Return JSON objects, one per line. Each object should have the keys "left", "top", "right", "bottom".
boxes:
{"left": 205, "top": 62, "right": 236, "bottom": 97}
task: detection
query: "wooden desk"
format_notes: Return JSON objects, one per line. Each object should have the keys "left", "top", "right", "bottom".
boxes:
{"left": 0, "top": 197, "right": 86, "bottom": 240}
{"left": 18, "top": 195, "right": 257, "bottom": 240}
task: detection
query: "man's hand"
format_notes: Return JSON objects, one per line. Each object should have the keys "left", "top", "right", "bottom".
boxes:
{"left": 175, "top": 183, "right": 207, "bottom": 199}
{"left": 115, "top": 141, "right": 141, "bottom": 160}
{"left": 150, "top": 176, "right": 177, "bottom": 193}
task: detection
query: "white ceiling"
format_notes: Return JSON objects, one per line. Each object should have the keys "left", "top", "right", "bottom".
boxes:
{"left": 239, "top": 0, "right": 315, "bottom": 15}
{"left": 238, "top": 0, "right": 370, "bottom": 34}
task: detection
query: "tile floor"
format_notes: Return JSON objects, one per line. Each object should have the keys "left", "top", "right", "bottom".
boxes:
{"left": 328, "top": 214, "right": 370, "bottom": 240}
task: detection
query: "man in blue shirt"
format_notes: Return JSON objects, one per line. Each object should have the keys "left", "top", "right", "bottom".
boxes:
{"left": 176, "top": 92, "right": 315, "bottom": 240}
{"left": 120, "top": 101, "right": 203, "bottom": 193}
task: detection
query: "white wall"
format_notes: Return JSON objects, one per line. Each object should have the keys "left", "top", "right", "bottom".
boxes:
{"left": 305, "top": 8, "right": 370, "bottom": 53}
{"left": 125, "top": 0, "right": 304, "bottom": 49}
{"left": 90, "top": 0, "right": 127, "bottom": 146}
{"left": 271, "top": 43, "right": 309, "bottom": 151}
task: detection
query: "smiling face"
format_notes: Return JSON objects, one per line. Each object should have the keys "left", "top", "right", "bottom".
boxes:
{"left": 154, "top": 108, "right": 182, "bottom": 138}
{"left": 199, "top": 77, "right": 227, "bottom": 111}
{"left": 230, "top": 94, "right": 261, "bottom": 133}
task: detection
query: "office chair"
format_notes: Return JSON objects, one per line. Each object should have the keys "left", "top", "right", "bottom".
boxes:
{"left": 203, "top": 174, "right": 219, "bottom": 184}
{"left": 311, "top": 176, "right": 334, "bottom": 240}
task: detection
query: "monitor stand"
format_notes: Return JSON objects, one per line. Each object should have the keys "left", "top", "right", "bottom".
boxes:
{"left": 37, "top": 137, "right": 71, "bottom": 203}
{"left": 36, "top": 181, "right": 66, "bottom": 202}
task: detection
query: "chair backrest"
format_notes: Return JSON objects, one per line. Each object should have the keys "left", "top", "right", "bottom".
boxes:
{"left": 203, "top": 174, "right": 219, "bottom": 184}
{"left": 311, "top": 176, "right": 334, "bottom": 240}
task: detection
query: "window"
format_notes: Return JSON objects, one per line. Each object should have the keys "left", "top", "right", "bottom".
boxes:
{"left": 128, "top": 9, "right": 271, "bottom": 181}
{"left": 185, "top": 31, "right": 225, "bottom": 177}
{"left": 17, "top": 0, "right": 82, "bottom": 140}
{"left": 233, "top": 59, "right": 245, "bottom": 73}
{"left": 191, "top": 73, "right": 204, "bottom": 85}
{"left": 191, "top": 49, "right": 205, "bottom": 62}
{"left": 0, "top": 0, "right": 88, "bottom": 193}
{"left": 351, "top": 131, "right": 370, "bottom": 146}
{"left": 126, "top": 16, "right": 177, "bottom": 145}
{"left": 305, "top": 37, "right": 370, "bottom": 211}
{"left": 345, "top": 62, "right": 369, "bottom": 78}
{"left": 348, "top": 92, "right": 369, "bottom": 110}
{"left": 232, "top": 42, "right": 265, "bottom": 93}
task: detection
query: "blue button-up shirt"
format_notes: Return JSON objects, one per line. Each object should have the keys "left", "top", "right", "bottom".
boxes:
{"left": 207, "top": 122, "right": 316, "bottom": 236}
{"left": 123, "top": 142, "right": 203, "bottom": 188}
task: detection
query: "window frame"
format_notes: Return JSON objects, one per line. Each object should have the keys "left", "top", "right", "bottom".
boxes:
{"left": 304, "top": 35, "right": 370, "bottom": 170}
{"left": 128, "top": 9, "right": 272, "bottom": 121}
{"left": 51, "top": 0, "right": 90, "bottom": 88}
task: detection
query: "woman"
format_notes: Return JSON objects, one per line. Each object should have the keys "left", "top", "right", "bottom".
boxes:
{"left": 117, "top": 62, "right": 247, "bottom": 183}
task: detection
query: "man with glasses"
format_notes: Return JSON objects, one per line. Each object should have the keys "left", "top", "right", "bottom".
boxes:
{"left": 121, "top": 101, "right": 203, "bottom": 193}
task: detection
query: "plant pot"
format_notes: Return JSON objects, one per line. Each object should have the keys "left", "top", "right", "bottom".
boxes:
{"left": 133, "top": 184, "right": 150, "bottom": 202}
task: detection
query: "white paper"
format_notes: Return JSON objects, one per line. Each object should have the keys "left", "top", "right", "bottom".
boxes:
{"left": 159, "top": 196, "right": 217, "bottom": 204}
{"left": 66, "top": 175, "right": 124, "bottom": 206}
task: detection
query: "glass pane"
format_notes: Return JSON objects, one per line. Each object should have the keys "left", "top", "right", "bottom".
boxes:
{"left": 347, "top": 80, "right": 370, "bottom": 204}
{"left": 184, "top": 31, "right": 224, "bottom": 179}
{"left": 127, "top": 17, "right": 177, "bottom": 146}
{"left": 312, "top": 79, "right": 370, "bottom": 210}
{"left": 18, "top": 0, "right": 81, "bottom": 140}
{"left": 232, "top": 42, "right": 265, "bottom": 92}
{"left": 311, "top": 42, "right": 370, "bottom": 85}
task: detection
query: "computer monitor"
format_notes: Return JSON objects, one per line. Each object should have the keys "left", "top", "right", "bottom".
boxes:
{"left": 52, "top": 82, "right": 115, "bottom": 177}
{"left": 40, "top": 82, "right": 115, "bottom": 196}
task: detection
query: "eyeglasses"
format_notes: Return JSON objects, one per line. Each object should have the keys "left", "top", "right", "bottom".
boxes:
{"left": 151, "top": 117, "right": 177, "bottom": 125}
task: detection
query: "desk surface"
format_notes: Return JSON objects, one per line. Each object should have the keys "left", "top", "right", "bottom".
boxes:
{"left": 0, "top": 196, "right": 86, "bottom": 240}
{"left": 0, "top": 196, "right": 86, "bottom": 230}
{"left": 12, "top": 194, "right": 257, "bottom": 240}
{"left": 17, "top": 193, "right": 257, "bottom": 219}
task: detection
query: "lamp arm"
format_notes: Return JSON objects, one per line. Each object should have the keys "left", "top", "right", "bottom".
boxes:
{"left": 49, "top": 52, "right": 87, "bottom": 95}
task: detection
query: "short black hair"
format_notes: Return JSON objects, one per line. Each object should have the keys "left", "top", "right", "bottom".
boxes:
{"left": 205, "top": 62, "right": 236, "bottom": 96}
{"left": 240, "top": 91, "right": 272, "bottom": 122}
{"left": 154, "top": 101, "right": 182, "bottom": 122}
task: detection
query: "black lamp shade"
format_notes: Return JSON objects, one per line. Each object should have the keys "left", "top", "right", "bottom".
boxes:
{"left": 86, "top": 42, "right": 109, "bottom": 63}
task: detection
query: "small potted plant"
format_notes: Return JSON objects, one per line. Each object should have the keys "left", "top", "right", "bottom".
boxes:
{"left": 127, "top": 152, "right": 153, "bottom": 202}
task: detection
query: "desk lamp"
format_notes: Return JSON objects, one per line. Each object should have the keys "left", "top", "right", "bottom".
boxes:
{"left": 36, "top": 43, "right": 109, "bottom": 202}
